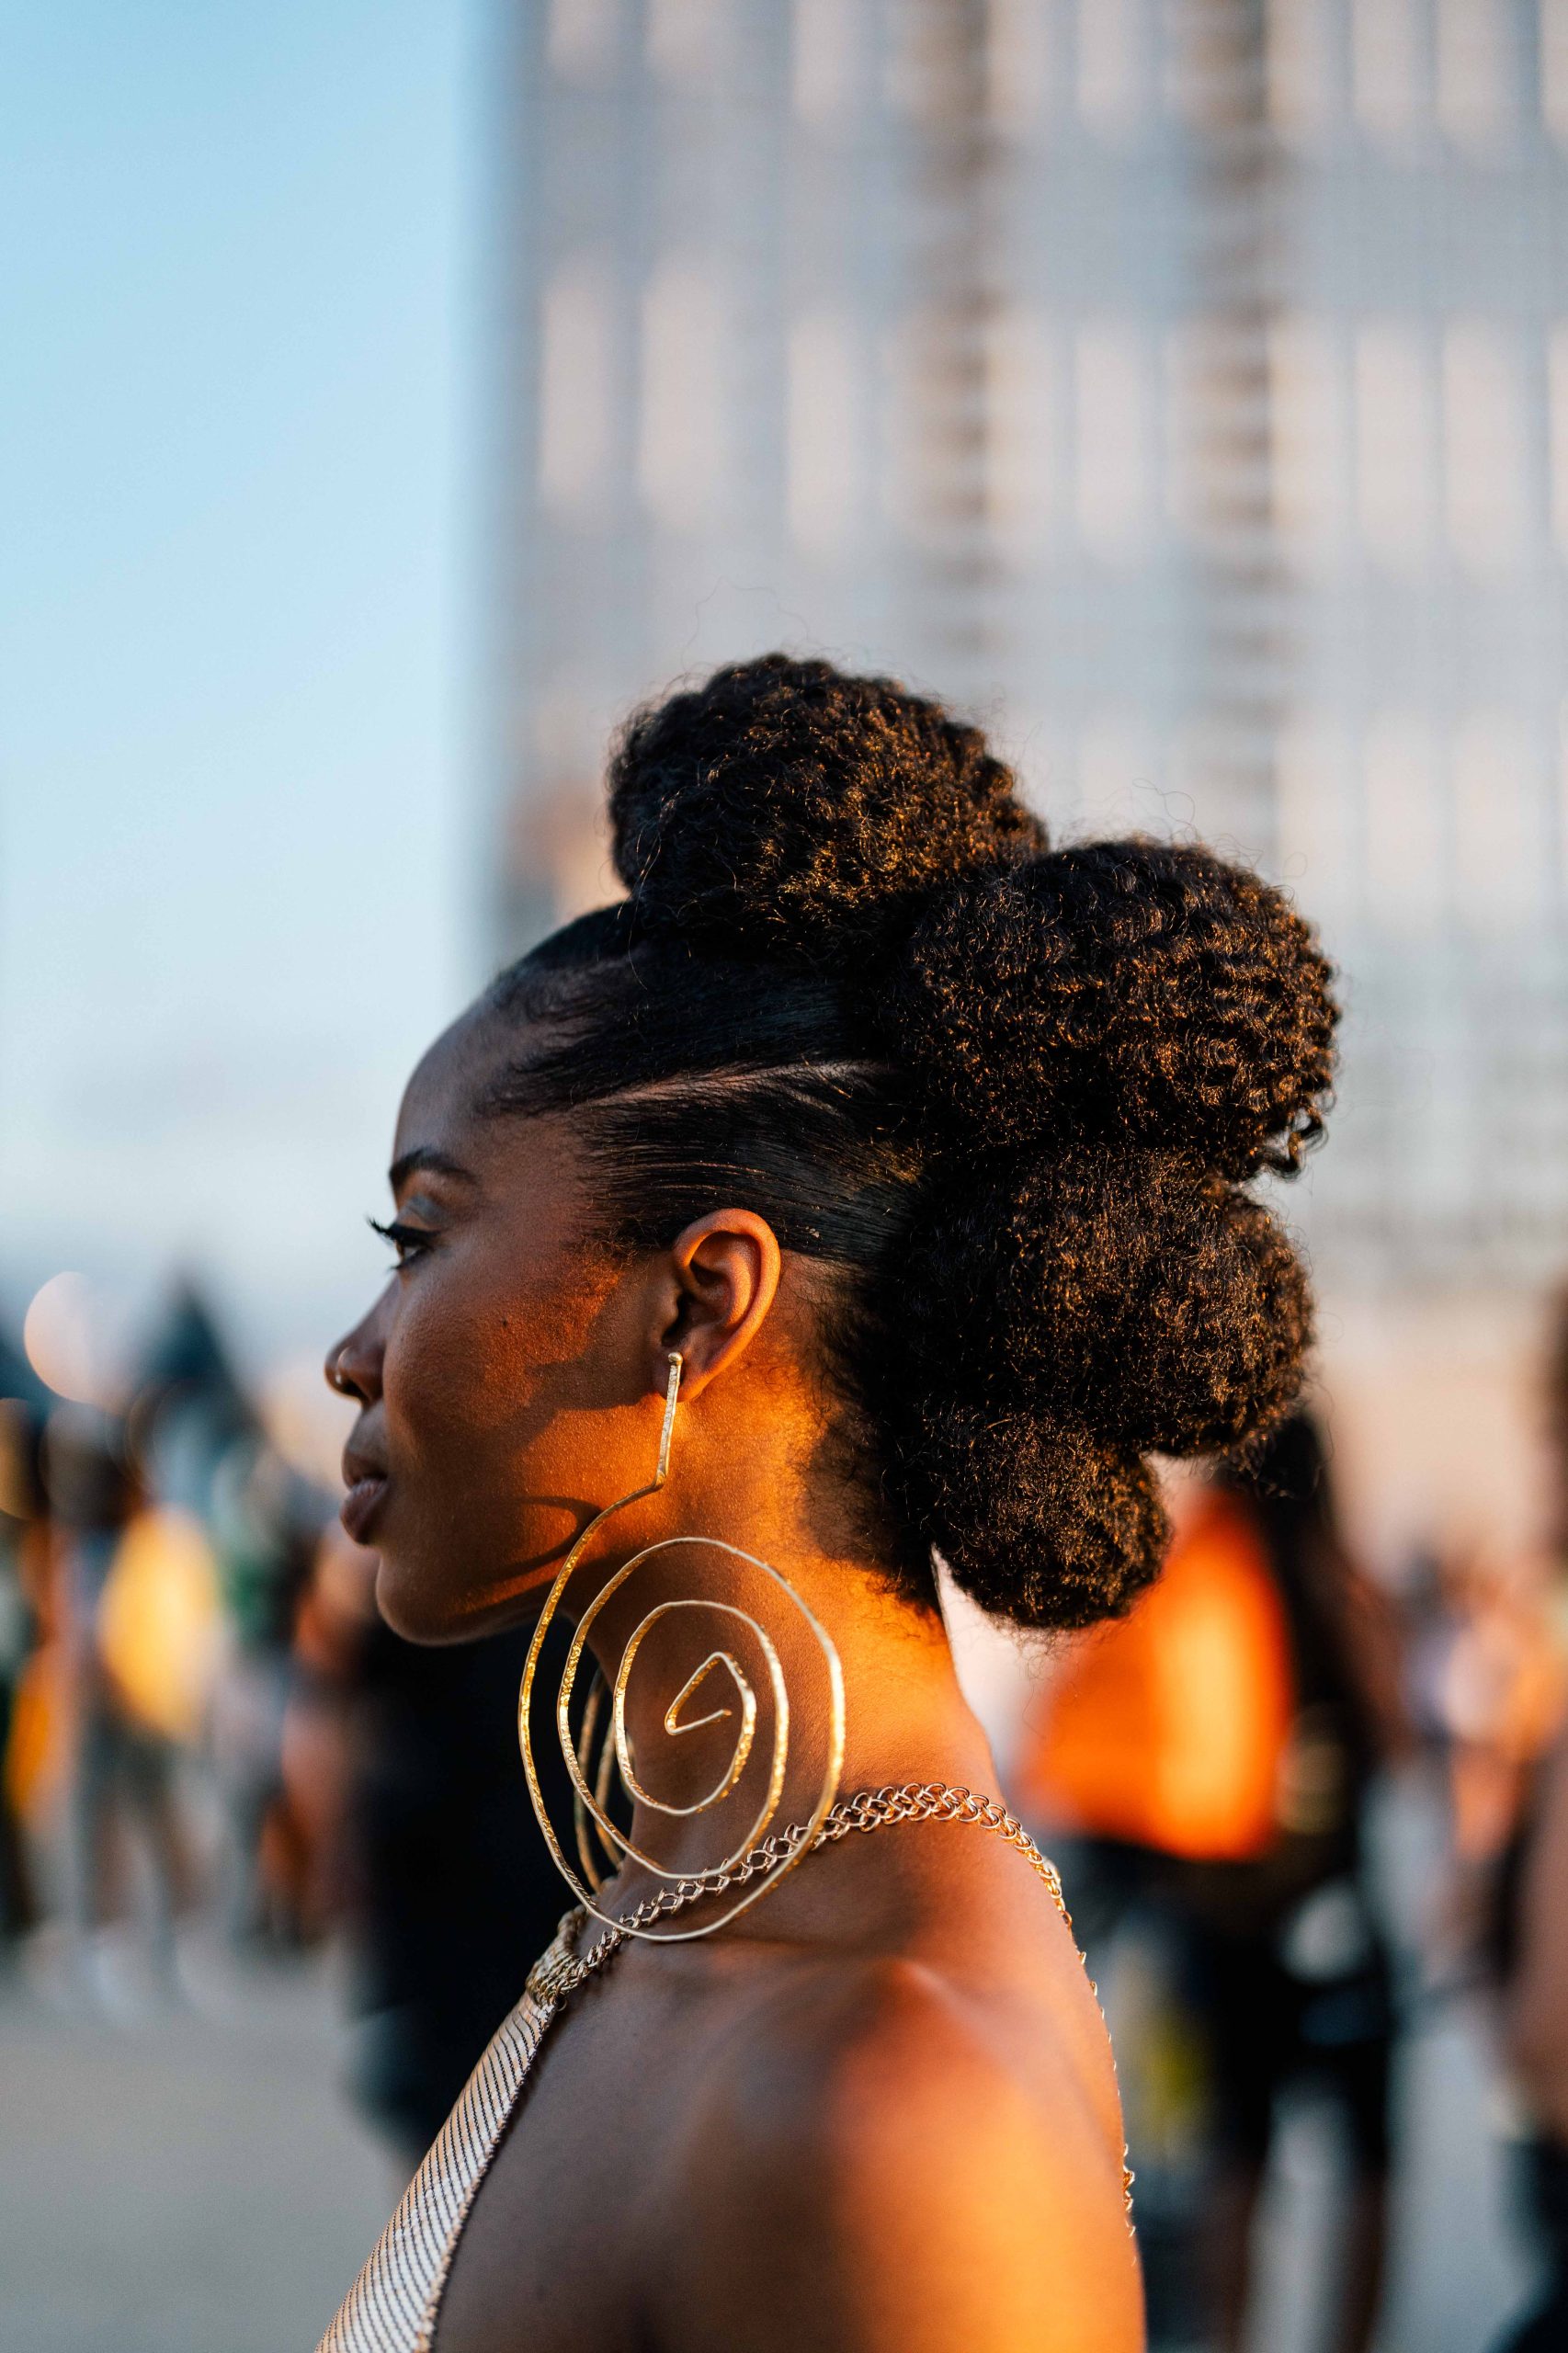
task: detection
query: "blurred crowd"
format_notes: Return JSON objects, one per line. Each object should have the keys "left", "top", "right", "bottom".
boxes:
{"left": 2, "top": 1284, "right": 1567, "bottom": 2349}
{"left": 0, "top": 1286, "right": 574, "bottom": 2166}
{"left": 1011, "top": 1381, "right": 1568, "bottom": 2352}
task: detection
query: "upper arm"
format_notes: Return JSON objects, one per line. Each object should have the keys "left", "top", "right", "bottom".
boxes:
{"left": 643, "top": 1965, "right": 1142, "bottom": 2353}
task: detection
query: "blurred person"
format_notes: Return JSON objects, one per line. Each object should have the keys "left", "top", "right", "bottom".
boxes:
{"left": 1410, "top": 1284, "right": 1568, "bottom": 1887}
{"left": 1497, "top": 1726, "right": 1568, "bottom": 2350}
{"left": 313, "top": 656, "right": 1337, "bottom": 2353}
{"left": 0, "top": 1401, "right": 44, "bottom": 1947}
{"left": 207, "top": 1431, "right": 329, "bottom": 1944}
{"left": 132, "top": 1277, "right": 255, "bottom": 1516}
{"left": 287, "top": 1522, "right": 583, "bottom": 2165}
{"left": 1486, "top": 1290, "right": 1568, "bottom": 2348}
{"left": 1436, "top": 1549, "right": 1564, "bottom": 1874}
{"left": 1020, "top": 1412, "right": 1403, "bottom": 2353}
{"left": 43, "top": 1406, "right": 210, "bottom": 2003}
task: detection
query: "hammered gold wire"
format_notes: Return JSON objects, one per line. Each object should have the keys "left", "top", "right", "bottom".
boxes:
{"left": 572, "top": 1674, "right": 614, "bottom": 1891}
{"left": 613, "top": 1604, "right": 762, "bottom": 1815}
{"left": 565, "top": 1551, "right": 791, "bottom": 1867}
{"left": 517, "top": 1350, "right": 847, "bottom": 1944}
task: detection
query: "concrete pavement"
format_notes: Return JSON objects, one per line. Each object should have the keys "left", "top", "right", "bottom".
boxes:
{"left": 0, "top": 1941, "right": 392, "bottom": 2353}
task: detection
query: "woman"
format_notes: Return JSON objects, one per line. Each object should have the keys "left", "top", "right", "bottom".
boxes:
{"left": 318, "top": 656, "right": 1336, "bottom": 2353}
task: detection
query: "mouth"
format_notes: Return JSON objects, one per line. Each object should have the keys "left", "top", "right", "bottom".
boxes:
{"left": 340, "top": 1437, "right": 390, "bottom": 1545}
{"left": 340, "top": 1473, "right": 389, "bottom": 1544}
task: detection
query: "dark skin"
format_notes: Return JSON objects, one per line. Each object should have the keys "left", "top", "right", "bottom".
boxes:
{"left": 328, "top": 1003, "right": 1143, "bottom": 2352}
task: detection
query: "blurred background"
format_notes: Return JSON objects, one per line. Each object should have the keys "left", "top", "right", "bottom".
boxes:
{"left": 6, "top": 4, "right": 1568, "bottom": 2349}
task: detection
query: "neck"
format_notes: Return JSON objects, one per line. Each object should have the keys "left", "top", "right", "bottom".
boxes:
{"left": 540, "top": 1415, "right": 998, "bottom": 1909}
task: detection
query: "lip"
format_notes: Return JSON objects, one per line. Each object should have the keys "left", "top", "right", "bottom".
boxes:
{"left": 340, "top": 1475, "right": 389, "bottom": 1545}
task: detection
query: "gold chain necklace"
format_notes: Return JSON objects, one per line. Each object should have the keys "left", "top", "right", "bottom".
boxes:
{"left": 524, "top": 1778, "right": 1135, "bottom": 2215}
{"left": 527, "top": 1779, "right": 1065, "bottom": 1997}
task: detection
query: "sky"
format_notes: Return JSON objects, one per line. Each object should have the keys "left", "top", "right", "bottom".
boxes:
{"left": 0, "top": 1, "right": 483, "bottom": 1388}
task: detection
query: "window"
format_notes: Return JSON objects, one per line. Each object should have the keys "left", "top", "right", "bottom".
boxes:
{"left": 645, "top": 0, "right": 728, "bottom": 89}
{"left": 1436, "top": 0, "right": 1512, "bottom": 154}
{"left": 1452, "top": 711, "right": 1538, "bottom": 925}
{"left": 1266, "top": 0, "right": 1333, "bottom": 146}
{"left": 538, "top": 258, "right": 613, "bottom": 519}
{"left": 1548, "top": 324, "right": 1568, "bottom": 554}
{"left": 788, "top": 311, "right": 860, "bottom": 556}
{"left": 548, "top": 0, "right": 619, "bottom": 83}
{"left": 1075, "top": 319, "right": 1151, "bottom": 562}
{"left": 1543, "top": 0, "right": 1568, "bottom": 142}
{"left": 1277, "top": 716, "right": 1352, "bottom": 914}
{"left": 1363, "top": 710, "right": 1443, "bottom": 928}
{"left": 985, "top": 307, "right": 1057, "bottom": 552}
{"left": 1165, "top": 318, "right": 1277, "bottom": 551}
{"left": 792, "top": 0, "right": 857, "bottom": 126}
{"left": 882, "top": 310, "right": 937, "bottom": 543}
{"left": 1269, "top": 313, "right": 1346, "bottom": 564}
{"left": 1442, "top": 321, "right": 1526, "bottom": 575}
{"left": 1354, "top": 322, "right": 1435, "bottom": 569}
{"left": 987, "top": 0, "right": 1053, "bottom": 132}
{"left": 638, "top": 262, "right": 723, "bottom": 530}
{"left": 1077, "top": 0, "right": 1142, "bottom": 139}
{"left": 1351, "top": 0, "right": 1422, "bottom": 148}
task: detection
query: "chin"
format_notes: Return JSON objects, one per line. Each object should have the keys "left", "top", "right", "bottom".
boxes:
{"left": 374, "top": 1548, "right": 548, "bottom": 1648}
{"left": 373, "top": 1552, "right": 472, "bottom": 1646}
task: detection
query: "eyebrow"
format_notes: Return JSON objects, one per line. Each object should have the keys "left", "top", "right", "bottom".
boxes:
{"left": 389, "top": 1146, "right": 479, "bottom": 1194}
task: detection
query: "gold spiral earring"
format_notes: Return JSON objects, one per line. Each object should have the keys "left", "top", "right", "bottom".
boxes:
{"left": 517, "top": 1350, "right": 846, "bottom": 1942}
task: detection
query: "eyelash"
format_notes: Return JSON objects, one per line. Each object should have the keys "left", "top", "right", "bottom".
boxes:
{"left": 369, "top": 1216, "right": 431, "bottom": 1269}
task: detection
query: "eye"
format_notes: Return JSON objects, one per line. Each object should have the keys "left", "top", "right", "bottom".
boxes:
{"left": 368, "top": 1215, "right": 432, "bottom": 1270}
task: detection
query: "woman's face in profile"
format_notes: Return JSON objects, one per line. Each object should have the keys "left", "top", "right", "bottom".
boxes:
{"left": 326, "top": 1005, "right": 650, "bottom": 1643}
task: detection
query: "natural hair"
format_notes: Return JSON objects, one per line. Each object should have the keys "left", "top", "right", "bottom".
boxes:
{"left": 482, "top": 654, "right": 1337, "bottom": 1631}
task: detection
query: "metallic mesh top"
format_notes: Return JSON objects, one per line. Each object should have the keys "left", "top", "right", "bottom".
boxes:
{"left": 314, "top": 1942, "right": 567, "bottom": 2353}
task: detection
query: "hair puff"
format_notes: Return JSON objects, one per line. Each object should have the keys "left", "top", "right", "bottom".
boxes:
{"left": 906, "top": 1149, "right": 1311, "bottom": 1458}
{"left": 609, "top": 653, "right": 1045, "bottom": 964}
{"left": 887, "top": 840, "right": 1337, "bottom": 1179}
{"left": 900, "top": 1405, "right": 1169, "bottom": 1631}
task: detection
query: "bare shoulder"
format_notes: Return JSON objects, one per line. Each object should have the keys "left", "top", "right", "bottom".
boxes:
{"left": 640, "top": 1951, "right": 1142, "bottom": 2353}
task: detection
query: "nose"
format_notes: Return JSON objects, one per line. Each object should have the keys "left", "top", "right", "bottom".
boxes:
{"left": 326, "top": 1308, "right": 383, "bottom": 1407}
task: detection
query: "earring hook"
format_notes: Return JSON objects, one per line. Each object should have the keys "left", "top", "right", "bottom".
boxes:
{"left": 654, "top": 1349, "right": 682, "bottom": 1487}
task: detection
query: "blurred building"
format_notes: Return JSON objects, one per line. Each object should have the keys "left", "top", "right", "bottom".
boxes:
{"left": 491, "top": 0, "right": 1568, "bottom": 1556}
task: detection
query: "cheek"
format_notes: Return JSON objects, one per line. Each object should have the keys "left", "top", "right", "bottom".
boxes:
{"left": 372, "top": 1256, "right": 612, "bottom": 1638}
{"left": 384, "top": 1261, "right": 572, "bottom": 1464}
{"left": 380, "top": 1241, "right": 623, "bottom": 1519}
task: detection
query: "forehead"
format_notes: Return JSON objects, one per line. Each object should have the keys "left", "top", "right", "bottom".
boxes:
{"left": 390, "top": 1000, "right": 574, "bottom": 1210}
{"left": 393, "top": 1001, "right": 509, "bottom": 1153}
{"left": 390, "top": 997, "right": 601, "bottom": 1275}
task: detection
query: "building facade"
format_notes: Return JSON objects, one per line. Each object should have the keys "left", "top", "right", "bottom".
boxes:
{"left": 491, "top": 0, "right": 1568, "bottom": 1343}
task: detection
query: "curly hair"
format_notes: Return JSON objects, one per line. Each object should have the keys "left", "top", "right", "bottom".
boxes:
{"left": 484, "top": 653, "right": 1338, "bottom": 1631}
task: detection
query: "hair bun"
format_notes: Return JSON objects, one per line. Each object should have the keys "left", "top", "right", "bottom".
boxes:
{"left": 609, "top": 654, "right": 1045, "bottom": 964}
{"left": 908, "top": 1406, "right": 1168, "bottom": 1632}
{"left": 880, "top": 1143, "right": 1313, "bottom": 1628}
{"left": 887, "top": 840, "right": 1337, "bottom": 1179}
{"left": 920, "top": 1148, "right": 1311, "bottom": 1456}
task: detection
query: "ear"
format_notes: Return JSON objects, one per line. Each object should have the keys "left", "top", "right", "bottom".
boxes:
{"left": 646, "top": 1210, "right": 783, "bottom": 1403}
